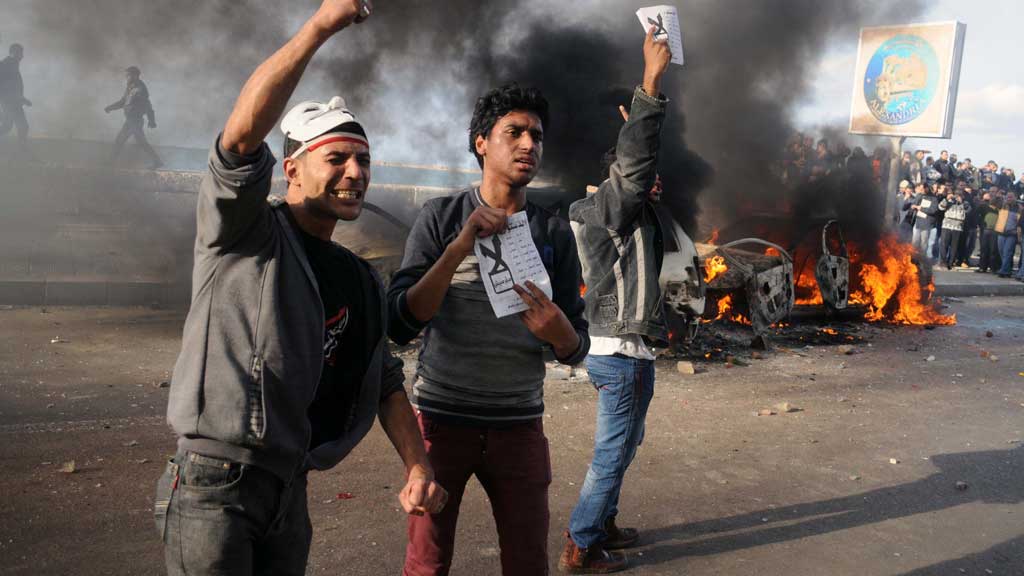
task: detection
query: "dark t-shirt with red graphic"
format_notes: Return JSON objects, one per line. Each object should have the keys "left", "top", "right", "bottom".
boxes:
{"left": 293, "top": 221, "right": 375, "bottom": 450}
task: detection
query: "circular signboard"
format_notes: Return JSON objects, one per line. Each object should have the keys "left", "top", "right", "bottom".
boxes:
{"left": 863, "top": 35, "right": 940, "bottom": 125}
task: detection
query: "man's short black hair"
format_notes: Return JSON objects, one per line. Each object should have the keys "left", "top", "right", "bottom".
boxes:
{"left": 468, "top": 83, "right": 549, "bottom": 169}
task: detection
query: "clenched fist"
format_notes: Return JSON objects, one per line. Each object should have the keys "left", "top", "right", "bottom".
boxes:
{"left": 311, "top": 0, "right": 373, "bottom": 35}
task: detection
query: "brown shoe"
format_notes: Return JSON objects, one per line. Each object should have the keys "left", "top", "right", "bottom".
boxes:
{"left": 603, "top": 516, "right": 640, "bottom": 549}
{"left": 558, "top": 532, "right": 628, "bottom": 574}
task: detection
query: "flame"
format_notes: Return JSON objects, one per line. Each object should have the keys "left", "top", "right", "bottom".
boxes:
{"left": 713, "top": 294, "right": 751, "bottom": 325}
{"left": 854, "top": 236, "right": 955, "bottom": 326}
{"left": 795, "top": 266, "right": 824, "bottom": 305}
{"left": 706, "top": 229, "right": 720, "bottom": 245}
{"left": 579, "top": 283, "right": 587, "bottom": 298}
{"left": 765, "top": 247, "right": 781, "bottom": 257}
{"left": 704, "top": 255, "right": 729, "bottom": 283}
{"left": 820, "top": 328, "right": 839, "bottom": 335}
{"left": 794, "top": 235, "right": 955, "bottom": 326}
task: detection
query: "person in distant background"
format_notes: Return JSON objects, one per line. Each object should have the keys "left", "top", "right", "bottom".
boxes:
{"left": 105, "top": 66, "right": 163, "bottom": 169}
{"left": 0, "top": 43, "right": 31, "bottom": 145}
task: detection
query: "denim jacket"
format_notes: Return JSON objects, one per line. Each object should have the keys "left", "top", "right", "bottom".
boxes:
{"left": 569, "top": 87, "right": 669, "bottom": 343}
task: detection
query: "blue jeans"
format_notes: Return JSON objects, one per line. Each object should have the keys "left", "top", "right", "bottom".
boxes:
{"left": 911, "top": 227, "right": 931, "bottom": 255}
{"left": 569, "top": 354, "right": 655, "bottom": 549}
{"left": 997, "top": 234, "right": 1018, "bottom": 276}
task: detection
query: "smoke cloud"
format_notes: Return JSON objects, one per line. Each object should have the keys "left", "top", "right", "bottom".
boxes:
{"left": 7, "top": 0, "right": 925, "bottom": 238}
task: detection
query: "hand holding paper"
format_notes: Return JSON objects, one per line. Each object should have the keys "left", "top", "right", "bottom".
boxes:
{"left": 514, "top": 281, "right": 579, "bottom": 357}
{"left": 636, "top": 5, "right": 685, "bottom": 66}
{"left": 473, "top": 211, "right": 552, "bottom": 318}
{"left": 642, "top": 24, "right": 672, "bottom": 96}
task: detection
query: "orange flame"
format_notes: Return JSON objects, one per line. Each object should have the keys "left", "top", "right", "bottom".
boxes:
{"left": 794, "top": 235, "right": 955, "bottom": 326}
{"left": 854, "top": 237, "right": 955, "bottom": 325}
{"left": 704, "top": 255, "right": 728, "bottom": 283}
{"left": 706, "top": 229, "right": 720, "bottom": 245}
{"left": 579, "top": 284, "right": 587, "bottom": 298}
{"left": 764, "top": 247, "right": 781, "bottom": 257}
{"left": 713, "top": 294, "right": 751, "bottom": 325}
{"left": 795, "top": 267, "right": 824, "bottom": 306}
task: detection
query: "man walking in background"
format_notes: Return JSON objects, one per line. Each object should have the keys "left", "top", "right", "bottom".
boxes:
{"left": 0, "top": 43, "right": 31, "bottom": 146}
{"left": 105, "top": 65, "right": 163, "bottom": 169}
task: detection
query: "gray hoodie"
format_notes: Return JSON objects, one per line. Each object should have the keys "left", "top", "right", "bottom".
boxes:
{"left": 167, "top": 137, "right": 404, "bottom": 481}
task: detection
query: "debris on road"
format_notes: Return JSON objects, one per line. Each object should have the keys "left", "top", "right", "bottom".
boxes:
{"left": 154, "top": 380, "right": 170, "bottom": 388}
{"left": 123, "top": 440, "right": 139, "bottom": 447}
{"left": 676, "top": 361, "right": 696, "bottom": 375}
{"left": 955, "top": 481, "right": 969, "bottom": 491}
{"left": 849, "top": 475, "right": 861, "bottom": 481}
{"left": 774, "top": 402, "right": 802, "bottom": 413}
{"left": 926, "top": 355, "right": 936, "bottom": 362}
{"left": 59, "top": 460, "right": 77, "bottom": 474}
{"left": 50, "top": 336, "right": 66, "bottom": 344}
{"left": 985, "top": 331, "right": 993, "bottom": 338}
{"left": 336, "top": 492, "right": 355, "bottom": 500}
{"left": 756, "top": 409, "right": 776, "bottom": 416}
{"left": 889, "top": 458, "right": 900, "bottom": 464}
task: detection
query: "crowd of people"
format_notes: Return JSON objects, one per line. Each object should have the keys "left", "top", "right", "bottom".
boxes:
{"left": 896, "top": 151, "right": 1024, "bottom": 280}
{"left": 779, "top": 132, "right": 1024, "bottom": 282}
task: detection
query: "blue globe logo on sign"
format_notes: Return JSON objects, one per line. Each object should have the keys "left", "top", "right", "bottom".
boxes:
{"left": 863, "top": 35, "right": 940, "bottom": 125}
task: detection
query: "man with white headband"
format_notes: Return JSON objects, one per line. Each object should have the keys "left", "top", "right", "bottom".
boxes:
{"left": 156, "top": 1, "right": 445, "bottom": 574}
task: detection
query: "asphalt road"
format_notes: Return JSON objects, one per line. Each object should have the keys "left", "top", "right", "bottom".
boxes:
{"left": 0, "top": 299, "right": 1021, "bottom": 575}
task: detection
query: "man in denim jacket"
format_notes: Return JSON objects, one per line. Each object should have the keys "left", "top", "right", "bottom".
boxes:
{"left": 157, "top": 2, "right": 445, "bottom": 574}
{"left": 559, "top": 27, "right": 672, "bottom": 574}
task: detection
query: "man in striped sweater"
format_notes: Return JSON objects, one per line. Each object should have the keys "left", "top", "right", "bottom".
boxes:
{"left": 387, "top": 82, "right": 590, "bottom": 574}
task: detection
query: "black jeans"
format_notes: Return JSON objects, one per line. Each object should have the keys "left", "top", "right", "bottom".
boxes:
{"left": 939, "top": 228, "right": 961, "bottom": 268}
{"left": 978, "top": 229, "right": 1001, "bottom": 272}
{"left": 155, "top": 452, "right": 311, "bottom": 576}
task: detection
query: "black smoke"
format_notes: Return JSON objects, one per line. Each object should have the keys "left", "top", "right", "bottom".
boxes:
{"left": 13, "top": 0, "right": 926, "bottom": 238}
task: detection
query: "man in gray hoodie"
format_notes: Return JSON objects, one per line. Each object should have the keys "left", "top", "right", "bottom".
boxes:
{"left": 156, "top": 2, "right": 445, "bottom": 574}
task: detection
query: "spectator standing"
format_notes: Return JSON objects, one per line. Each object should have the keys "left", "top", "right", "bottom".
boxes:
{"left": 976, "top": 194, "right": 1001, "bottom": 273}
{"left": 909, "top": 182, "right": 939, "bottom": 258}
{"left": 896, "top": 180, "right": 914, "bottom": 238}
{"left": 939, "top": 190, "right": 970, "bottom": 270}
{"left": 995, "top": 199, "right": 1021, "bottom": 278}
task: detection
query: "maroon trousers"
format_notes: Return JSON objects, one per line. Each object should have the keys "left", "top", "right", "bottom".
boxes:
{"left": 403, "top": 411, "right": 552, "bottom": 576}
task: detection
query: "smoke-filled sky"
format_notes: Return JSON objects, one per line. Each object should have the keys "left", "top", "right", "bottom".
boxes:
{"left": 7, "top": 0, "right": 951, "bottom": 234}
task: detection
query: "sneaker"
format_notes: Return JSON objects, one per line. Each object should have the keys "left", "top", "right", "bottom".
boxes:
{"left": 558, "top": 532, "right": 627, "bottom": 574}
{"left": 603, "top": 516, "right": 640, "bottom": 550}
{"left": 959, "top": 262, "right": 969, "bottom": 269}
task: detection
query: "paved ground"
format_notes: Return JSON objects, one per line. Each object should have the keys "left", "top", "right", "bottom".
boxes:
{"left": 933, "top": 267, "right": 1024, "bottom": 297}
{"left": 0, "top": 301, "right": 1022, "bottom": 575}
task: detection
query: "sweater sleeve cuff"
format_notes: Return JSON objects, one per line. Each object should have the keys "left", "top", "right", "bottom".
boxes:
{"left": 390, "top": 290, "right": 429, "bottom": 344}
{"left": 555, "top": 330, "right": 590, "bottom": 366}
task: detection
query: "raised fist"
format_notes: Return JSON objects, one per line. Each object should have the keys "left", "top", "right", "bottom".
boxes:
{"left": 311, "top": 0, "right": 372, "bottom": 35}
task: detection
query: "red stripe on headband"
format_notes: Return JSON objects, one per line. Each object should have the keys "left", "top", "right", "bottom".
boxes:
{"left": 306, "top": 136, "right": 369, "bottom": 152}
